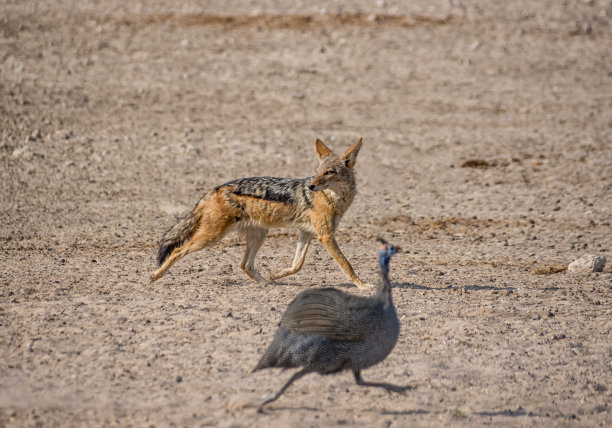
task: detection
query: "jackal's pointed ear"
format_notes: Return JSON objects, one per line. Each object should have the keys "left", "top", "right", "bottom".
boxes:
{"left": 315, "top": 139, "right": 333, "bottom": 160}
{"left": 340, "top": 137, "right": 363, "bottom": 169}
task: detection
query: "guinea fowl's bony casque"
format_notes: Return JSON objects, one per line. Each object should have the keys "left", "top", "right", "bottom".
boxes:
{"left": 252, "top": 238, "right": 410, "bottom": 412}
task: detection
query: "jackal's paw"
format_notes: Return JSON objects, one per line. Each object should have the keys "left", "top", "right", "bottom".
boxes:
{"left": 268, "top": 271, "right": 285, "bottom": 282}
{"left": 253, "top": 276, "right": 270, "bottom": 285}
{"left": 243, "top": 268, "right": 268, "bottom": 284}
{"left": 355, "top": 282, "right": 376, "bottom": 290}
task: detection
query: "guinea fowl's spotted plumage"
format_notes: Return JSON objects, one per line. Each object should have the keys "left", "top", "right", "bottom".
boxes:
{"left": 252, "top": 239, "right": 409, "bottom": 412}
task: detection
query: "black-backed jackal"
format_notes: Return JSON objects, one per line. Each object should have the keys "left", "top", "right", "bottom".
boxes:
{"left": 151, "top": 138, "right": 369, "bottom": 288}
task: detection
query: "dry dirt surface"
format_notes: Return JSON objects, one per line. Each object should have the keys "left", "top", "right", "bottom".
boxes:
{"left": 1, "top": 1, "right": 611, "bottom": 427}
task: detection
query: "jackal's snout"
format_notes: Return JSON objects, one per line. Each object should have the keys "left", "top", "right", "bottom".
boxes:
{"left": 308, "top": 175, "right": 326, "bottom": 191}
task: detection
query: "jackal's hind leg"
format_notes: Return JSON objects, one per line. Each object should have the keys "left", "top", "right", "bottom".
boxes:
{"left": 269, "top": 231, "right": 313, "bottom": 281}
{"left": 150, "top": 213, "right": 236, "bottom": 282}
{"left": 240, "top": 227, "right": 268, "bottom": 283}
{"left": 151, "top": 233, "right": 218, "bottom": 282}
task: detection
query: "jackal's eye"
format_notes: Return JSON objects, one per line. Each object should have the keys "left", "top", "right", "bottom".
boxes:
{"left": 325, "top": 170, "right": 335, "bottom": 176}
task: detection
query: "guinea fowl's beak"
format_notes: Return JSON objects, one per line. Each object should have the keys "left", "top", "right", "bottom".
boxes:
{"left": 376, "top": 237, "right": 401, "bottom": 253}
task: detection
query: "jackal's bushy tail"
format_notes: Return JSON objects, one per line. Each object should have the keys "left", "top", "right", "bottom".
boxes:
{"left": 157, "top": 210, "right": 201, "bottom": 266}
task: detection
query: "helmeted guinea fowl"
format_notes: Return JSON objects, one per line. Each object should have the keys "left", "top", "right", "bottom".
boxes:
{"left": 252, "top": 238, "right": 409, "bottom": 412}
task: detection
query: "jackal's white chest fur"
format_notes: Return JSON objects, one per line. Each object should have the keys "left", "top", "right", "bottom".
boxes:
{"left": 325, "top": 188, "right": 355, "bottom": 216}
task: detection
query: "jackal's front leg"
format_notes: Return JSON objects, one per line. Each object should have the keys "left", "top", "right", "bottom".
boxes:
{"left": 269, "top": 231, "right": 313, "bottom": 281}
{"left": 318, "top": 234, "right": 370, "bottom": 289}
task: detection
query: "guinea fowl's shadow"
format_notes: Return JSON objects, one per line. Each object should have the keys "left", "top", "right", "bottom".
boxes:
{"left": 263, "top": 405, "right": 430, "bottom": 416}
{"left": 394, "top": 282, "right": 516, "bottom": 292}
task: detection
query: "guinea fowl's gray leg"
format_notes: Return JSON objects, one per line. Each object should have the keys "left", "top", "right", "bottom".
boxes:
{"left": 353, "top": 369, "right": 411, "bottom": 393}
{"left": 257, "top": 368, "right": 314, "bottom": 413}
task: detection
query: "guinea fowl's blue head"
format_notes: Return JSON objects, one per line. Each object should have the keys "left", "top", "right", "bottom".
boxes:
{"left": 377, "top": 238, "right": 401, "bottom": 276}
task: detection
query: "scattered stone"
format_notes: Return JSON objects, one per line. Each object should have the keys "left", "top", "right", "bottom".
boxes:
{"left": 591, "top": 383, "right": 607, "bottom": 393}
{"left": 552, "top": 333, "right": 566, "bottom": 341}
{"left": 568, "top": 254, "right": 606, "bottom": 273}
{"left": 461, "top": 159, "right": 495, "bottom": 169}
{"left": 12, "top": 146, "right": 37, "bottom": 158}
{"left": 175, "top": 375, "right": 182, "bottom": 383}
{"left": 569, "top": 21, "right": 593, "bottom": 36}
{"left": 185, "top": 144, "right": 201, "bottom": 154}
{"left": 28, "top": 129, "right": 41, "bottom": 141}
{"left": 54, "top": 130, "right": 74, "bottom": 140}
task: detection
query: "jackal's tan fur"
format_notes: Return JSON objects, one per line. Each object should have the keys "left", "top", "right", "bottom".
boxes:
{"left": 151, "top": 137, "right": 369, "bottom": 288}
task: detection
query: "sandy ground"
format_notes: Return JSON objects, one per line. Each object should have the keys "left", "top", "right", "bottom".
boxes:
{"left": 1, "top": 1, "right": 611, "bottom": 426}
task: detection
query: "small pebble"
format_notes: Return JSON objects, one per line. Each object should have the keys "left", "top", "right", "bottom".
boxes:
{"left": 12, "top": 146, "right": 37, "bottom": 158}
{"left": 28, "top": 129, "right": 41, "bottom": 141}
